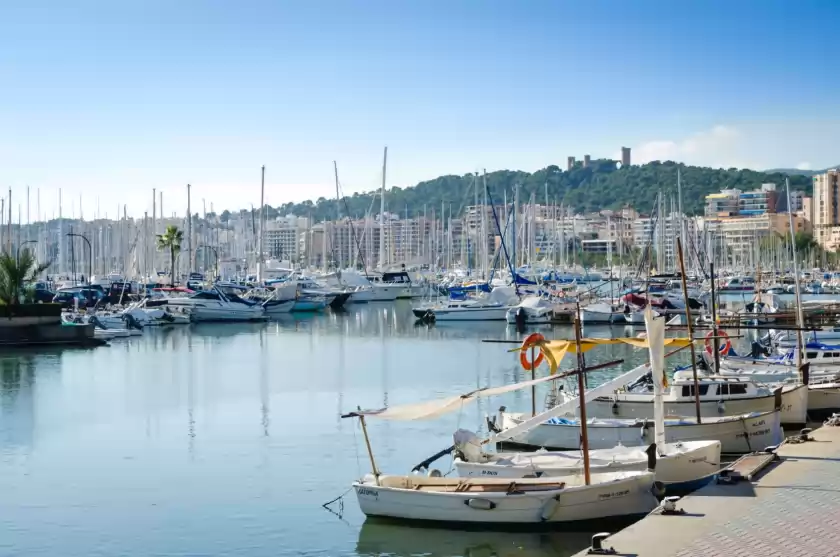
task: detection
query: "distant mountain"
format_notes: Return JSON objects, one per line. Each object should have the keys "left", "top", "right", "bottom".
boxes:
{"left": 765, "top": 167, "right": 837, "bottom": 177}
{"left": 251, "top": 160, "right": 814, "bottom": 224}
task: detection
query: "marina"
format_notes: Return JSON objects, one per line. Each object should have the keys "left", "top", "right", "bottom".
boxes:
{"left": 3, "top": 292, "right": 839, "bottom": 556}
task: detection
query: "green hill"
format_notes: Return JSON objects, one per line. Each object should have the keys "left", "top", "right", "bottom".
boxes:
{"left": 261, "top": 160, "right": 814, "bottom": 223}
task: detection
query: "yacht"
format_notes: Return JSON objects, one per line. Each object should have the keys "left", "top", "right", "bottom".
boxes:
{"left": 425, "top": 286, "right": 519, "bottom": 322}
{"left": 166, "top": 286, "right": 266, "bottom": 322}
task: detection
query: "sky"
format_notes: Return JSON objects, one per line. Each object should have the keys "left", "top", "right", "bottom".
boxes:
{"left": 1, "top": 0, "right": 839, "bottom": 221}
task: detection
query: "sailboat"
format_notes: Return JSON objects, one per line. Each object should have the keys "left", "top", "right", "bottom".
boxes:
{"left": 491, "top": 337, "right": 783, "bottom": 455}
{"left": 342, "top": 344, "right": 660, "bottom": 525}
{"left": 454, "top": 308, "right": 720, "bottom": 493}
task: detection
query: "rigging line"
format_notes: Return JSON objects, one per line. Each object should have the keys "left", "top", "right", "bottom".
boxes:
{"left": 337, "top": 176, "right": 369, "bottom": 273}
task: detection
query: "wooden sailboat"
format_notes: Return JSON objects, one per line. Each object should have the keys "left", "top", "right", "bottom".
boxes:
{"left": 455, "top": 308, "right": 721, "bottom": 493}
{"left": 341, "top": 322, "right": 660, "bottom": 526}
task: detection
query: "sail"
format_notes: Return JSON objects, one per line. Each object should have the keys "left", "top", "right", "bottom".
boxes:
{"left": 348, "top": 373, "right": 564, "bottom": 421}
{"left": 489, "top": 361, "right": 651, "bottom": 443}
{"left": 645, "top": 306, "right": 666, "bottom": 452}
{"left": 520, "top": 336, "right": 694, "bottom": 375}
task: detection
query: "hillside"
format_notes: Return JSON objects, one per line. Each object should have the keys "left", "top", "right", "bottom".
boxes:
{"left": 765, "top": 166, "right": 837, "bottom": 177}
{"left": 245, "top": 160, "right": 815, "bottom": 223}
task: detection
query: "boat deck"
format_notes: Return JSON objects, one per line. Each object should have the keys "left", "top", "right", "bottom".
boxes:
{"left": 573, "top": 422, "right": 840, "bottom": 557}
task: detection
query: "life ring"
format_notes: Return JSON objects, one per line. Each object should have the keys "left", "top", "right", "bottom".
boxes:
{"left": 520, "top": 333, "right": 546, "bottom": 371}
{"left": 705, "top": 330, "right": 731, "bottom": 356}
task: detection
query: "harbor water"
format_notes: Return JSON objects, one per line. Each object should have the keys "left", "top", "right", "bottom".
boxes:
{"left": 0, "top": 301, "right": 727, "bottom": 557}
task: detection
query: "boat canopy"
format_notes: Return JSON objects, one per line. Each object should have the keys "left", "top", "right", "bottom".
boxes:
{"left": 346, "top": 373, "right": 564, "bottom": 422}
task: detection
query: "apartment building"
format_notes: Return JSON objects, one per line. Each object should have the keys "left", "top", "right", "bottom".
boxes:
{"left": 813, "top": 170, "right": 840, "bottom": 250}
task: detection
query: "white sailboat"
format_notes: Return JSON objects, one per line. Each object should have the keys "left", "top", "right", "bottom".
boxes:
{"left": 455, "top": 309, "right": 721, "bottom": 493}
{"left": 342, "top": 355, "right": 659, "bottom": 525}
{"left": 492, "top": 343, "right": 783, "bottom": 455}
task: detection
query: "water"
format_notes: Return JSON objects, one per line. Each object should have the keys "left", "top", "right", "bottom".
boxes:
{"left": 0, "top": 303, "right": 680, "bottom": 557}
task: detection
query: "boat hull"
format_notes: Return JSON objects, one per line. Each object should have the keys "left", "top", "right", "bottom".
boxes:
{"left": 586, "top": 394, "right": 776, "bottom": 422}
{"left": 455, "top": 440, "right": 721, "bottom": 487}
{"left": 188, "top": 308, "right": 265, "bottom": 322}
{"left": 262, "top": 300, "right": 295, "bottom": 314}
{"left": 499, "top": 409, "right": 782, "bottom": 455}
{"left": 368, "top": 286, "right": 400, "bottom": 302}
{"left": 807, "top": 383, "right": 840, "bottom": 419}
{"left": 354, "top": 472, "right": 658, "bottom": 524}
{"left": 432, "top": 307, "right": 510, "bottom": 321}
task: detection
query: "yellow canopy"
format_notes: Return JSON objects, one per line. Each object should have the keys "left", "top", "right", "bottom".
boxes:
{"left": 514, "top": 336, "right": 695, "bottom": 375}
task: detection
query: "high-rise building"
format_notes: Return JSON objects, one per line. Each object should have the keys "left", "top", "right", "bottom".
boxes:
{"left": 621, "top": 147, "right": 631, "bottom": 167}
{"left": 813, "top": 169, "right": 840, "bottom": 250}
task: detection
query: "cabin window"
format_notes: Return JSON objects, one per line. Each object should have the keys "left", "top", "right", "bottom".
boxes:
{"left": 807, "top": 352, "right": 818, "bottom": 359}
{"left": 719, "top": 383, "right": 748, "bottom": 395}
{"left": 681, "top": 385, "right": 709, "bottom": 397}
{"left": 728, "top": 384, "right": 748, "bottom": 395}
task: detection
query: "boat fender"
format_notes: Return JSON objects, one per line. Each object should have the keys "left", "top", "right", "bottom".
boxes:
{"left": 427, "top": 469, "right": 442, "bottom": 478}
{"left": 611, "top": 399, "right": 619, "bottom": 415}
{"left": 588, "top": 532, "right": 617, "bottom": 556}
{"left": 717, "top": 400, "right": 725, "bottom": 414}
{"left": 539, "top": 494, "right": 561, "bottom": 521}
{"left": 464, "top": 498, "right": 496, "bottom": 511}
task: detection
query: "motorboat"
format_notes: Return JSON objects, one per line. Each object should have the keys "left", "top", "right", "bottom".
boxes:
{"left": 505, "top": 295, "right": 554, "bottom": 324}
{"left": 426, "top": 287, "right": 519, "bottom": 322}
{"left": 579, "top": 302, "right": 624, "bottom": 324}
{"left": 165, "top": 286, "right": 266, "bottom": 322}
{"left": 339, "top": 270, "right": 400, "bottom": 301}
{"left": 291, "top": 294, "right": 329, "bottom": 312}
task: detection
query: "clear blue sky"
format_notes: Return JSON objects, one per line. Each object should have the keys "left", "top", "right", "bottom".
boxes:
{"left": 1, "top": 0, "right": 838, "bottom": 220}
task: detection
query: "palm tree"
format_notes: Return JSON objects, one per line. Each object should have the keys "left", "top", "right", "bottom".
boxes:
{"left": 0, "top": 249, "right": 51, "bottom": 305}
{"left": 157, "top": 225, "right": 183, "bottom": 286}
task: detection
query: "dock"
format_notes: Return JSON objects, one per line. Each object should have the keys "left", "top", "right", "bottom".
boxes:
{"left": 574, "top": 422, "right": 840, "bottom": 557}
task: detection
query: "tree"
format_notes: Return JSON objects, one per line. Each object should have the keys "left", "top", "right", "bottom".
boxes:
{"left": 156, "top": 225, "right": 183, "bottom": 286}
{"left": 0, "top": 249, "right": 51, "bottom": 305}
{"left": 793, "top": 232, "right": 819, "bottom": 254}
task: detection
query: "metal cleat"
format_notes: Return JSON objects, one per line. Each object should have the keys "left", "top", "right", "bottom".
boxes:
{"left": 587, "top": 532, "right": 617, "bottom": 555}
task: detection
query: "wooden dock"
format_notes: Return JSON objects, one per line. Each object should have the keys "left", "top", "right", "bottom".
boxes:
{"left": 574, "top": 422, "right": 840, "bottom": 557}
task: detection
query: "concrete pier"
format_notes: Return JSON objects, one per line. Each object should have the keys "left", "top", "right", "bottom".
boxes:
{"left": 575, "top": 423, "right": 840, "bottom": 557}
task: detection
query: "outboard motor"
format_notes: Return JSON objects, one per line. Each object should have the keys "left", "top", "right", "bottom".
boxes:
{"left": 124, "top": 313, "right": 144, "bottom": 331}
{"left": 515, "top": 307, "right": 526, "bottom": 331}
{"left": 453, "top": 429, "right": 490, "bottom": 463}
{"left": 89, "top": 315, "right": 107, "bottom": 330}
{"left": 751, "top": 341, "right": 770, "bottom": 359}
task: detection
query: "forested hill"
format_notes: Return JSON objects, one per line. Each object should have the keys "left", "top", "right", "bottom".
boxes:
{"left": 237, "top": 160, "right": 815, "bottom": 223}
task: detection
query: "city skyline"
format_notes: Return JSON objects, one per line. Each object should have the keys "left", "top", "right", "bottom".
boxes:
{"left": 3, "top": 1, "right": 839, "bottom": 219}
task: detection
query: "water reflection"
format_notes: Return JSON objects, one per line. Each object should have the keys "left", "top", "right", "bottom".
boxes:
{"left": 356, "top": 520, "right": 597, "bottom": 557}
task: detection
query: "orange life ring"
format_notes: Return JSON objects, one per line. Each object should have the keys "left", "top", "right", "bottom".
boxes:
{"left": 704, "top": 329, "right": 731, "bottom": 356}
{"left": 520, "top": 333, "right": 546, "bottom": 371}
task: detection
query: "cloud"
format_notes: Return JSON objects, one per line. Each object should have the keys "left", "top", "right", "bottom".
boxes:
{"left": 795, "top": 161, "right": 812, "bottom": 170}
{"left": 629, "top": 125, "right": 749, "bottom": 168}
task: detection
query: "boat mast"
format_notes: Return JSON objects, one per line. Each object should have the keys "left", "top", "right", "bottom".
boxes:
{"left": 257, "top": 165, "right": 265, "bottom": 282}
{"left": 378, "top": 146, "right": 387, "bottom": 271}
{"left": 186, "top": 183, "right": 192, "bottom": 279}
{"left": 786, "top": 177, "right": 805, "bottom": 373}
{"left": 573, "top": 314, "right": 591, "bottom": 485}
